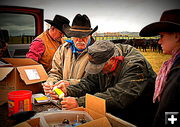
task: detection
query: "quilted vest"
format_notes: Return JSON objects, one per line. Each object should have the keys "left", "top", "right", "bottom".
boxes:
{"left": 38, "top": 30, "right": 61, "bottom": 72}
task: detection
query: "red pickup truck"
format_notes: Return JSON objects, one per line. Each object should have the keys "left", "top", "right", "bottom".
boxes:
{"left": 0, "top": 6, "right": 44, "bottom": 58}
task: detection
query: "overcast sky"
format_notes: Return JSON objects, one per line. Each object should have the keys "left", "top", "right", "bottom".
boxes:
{"left": 0, "top": 0, "right": 179, "bottom": 32}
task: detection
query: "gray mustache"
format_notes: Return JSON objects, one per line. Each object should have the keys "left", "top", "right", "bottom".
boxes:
{"left": 75, "top": 41, "right": 86, "bottom": 45}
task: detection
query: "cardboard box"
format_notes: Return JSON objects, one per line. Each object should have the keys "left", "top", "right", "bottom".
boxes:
{"left": 0, "top": 58, "right": 48, "bottom": 105}
{"left": 14, "top": 94, "right": 136, "bottom": 127}
{"left": 39, "top": 110, "right": 94, "bottom": 127}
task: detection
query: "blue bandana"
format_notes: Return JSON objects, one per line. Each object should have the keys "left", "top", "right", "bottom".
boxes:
{"left": 65, "top": 38, "right": 91, "bottom": 53}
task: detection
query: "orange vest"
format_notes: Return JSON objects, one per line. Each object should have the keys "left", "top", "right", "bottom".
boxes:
{"left": 37, "top": 30, "right": 60, "bottom": 72}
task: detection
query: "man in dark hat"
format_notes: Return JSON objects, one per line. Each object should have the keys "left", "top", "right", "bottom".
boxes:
{"left": 26, "top": 15, "right": 70, "bottom": 72}
{"left": 43, "top": 14, "right": 98, "bottom": 96}
{"left": 57, "top": 40, "right": 157, "bottom": 127}
{"left": 140, "top": 9, "right": 180, "bottom": 127}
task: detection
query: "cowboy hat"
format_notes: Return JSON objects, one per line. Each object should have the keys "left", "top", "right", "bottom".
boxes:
{"left": 139, "top": 9, "right": 180, "bottom": 37}
{"left": 63, "top": 14, "right": 98, "bottom": 38}
{"left": 45, "top": 15, "right": 70, "bottom": 36}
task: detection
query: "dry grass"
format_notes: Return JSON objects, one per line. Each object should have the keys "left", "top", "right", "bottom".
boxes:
{"left": 139, "top": 49, "right": 171, "bottom": 74}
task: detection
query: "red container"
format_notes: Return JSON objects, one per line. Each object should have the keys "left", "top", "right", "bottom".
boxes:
{"left": 8, "top": 90, "right": 32, "bottom": 117}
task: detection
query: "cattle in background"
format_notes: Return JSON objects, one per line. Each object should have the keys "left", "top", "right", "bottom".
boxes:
{"left": 111, "top": 38, "right": 162, "bottom": 53}
{"left": 133, "top": 39, "right": 147, "bottom": 52}
{"left": 111, "top": 39, "right": 128, "bottom": 44}
{"left": 157, "top": 43, "right": 163, "bottom": 53}
{"left": 149, "top": 39, "right": 157, "bottom": 51}
{"left": 111, "top": 39, "right": 147, "bottom": 51}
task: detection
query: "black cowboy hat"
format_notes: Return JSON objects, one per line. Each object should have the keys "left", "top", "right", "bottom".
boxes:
{"left": 139, "top": 9, "right": 180, "bottom": 37}
{"left": 45, "top": 15, "right": 70, "bottom": 36}
{"left": 63, "top": 14, "right": 98, "bottom": 38}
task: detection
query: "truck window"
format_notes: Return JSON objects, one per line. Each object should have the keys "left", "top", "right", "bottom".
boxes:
{"left": 0, "top": 6, "right": 43, "bottom": 58}
{"left": 0, "top": 13, "right": 36, "bottom": 44}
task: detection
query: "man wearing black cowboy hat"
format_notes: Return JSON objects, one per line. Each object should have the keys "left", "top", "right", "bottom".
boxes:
{"left": 26, "top": 15, "right": 70, "bottom": 72}
{"left": 43, "top": 14, "right": 98, "bottom": 97}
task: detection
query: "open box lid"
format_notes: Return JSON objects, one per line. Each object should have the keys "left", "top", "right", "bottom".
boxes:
{"left": 0, "top": 67, "right": 14, "bottom": 81}
{"left": 85, "top": 94, "right": 106, "bottom": 119}
{"left": 2, "top": 58, "right": 39, "bottom": 67}
{"left": 71, "top": 94, "right": 106, "bottom": 120}
{"left": 17, "top": 64, "right": 48, "bottom": 85}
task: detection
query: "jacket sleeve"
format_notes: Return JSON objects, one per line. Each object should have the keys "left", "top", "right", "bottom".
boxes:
{"left": 46, "top": 46, "right": 63, "bottom": 83}
{"left": 67, "top": 74, "right": 100, "bottom": 107}
{"left": 26, "top": 39, "right": 45, "bottom": 61}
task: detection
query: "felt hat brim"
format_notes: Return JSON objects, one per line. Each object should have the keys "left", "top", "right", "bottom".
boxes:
{"left": 140, "top": 21, "right": 180, "bottom": 37}
{"left": 85, "top": 61, "right": 106, "bottom": 74}
{"left": 45, "top": 19, "right": 69, "bottom": 36}
{"left": 63, "top": 25, "right": 98, "bottom": 38}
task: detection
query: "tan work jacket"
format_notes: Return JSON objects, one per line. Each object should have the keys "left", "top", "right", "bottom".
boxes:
{"left": 47, "top": 42, "right": 89, "bottom": 85}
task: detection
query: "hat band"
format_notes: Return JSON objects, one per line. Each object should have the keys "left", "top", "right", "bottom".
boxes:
{"left": 70, "top": 28, "right": 92, "bottom": 32}
{"left": 72, "top": 25, "right": 92, "bottom": 30}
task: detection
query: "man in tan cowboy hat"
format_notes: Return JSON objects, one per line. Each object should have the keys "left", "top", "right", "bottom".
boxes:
{"left": 57, "top": 40, "right": 157, "bottom": 127}
{"left": 26, "top": 15, "right": 70, "bottom": 72}
{"left": 140, "top": 9, "right": 180, "bottom": 127}
{"left": 43, "top": 14, "right": 98, "bottom": 97}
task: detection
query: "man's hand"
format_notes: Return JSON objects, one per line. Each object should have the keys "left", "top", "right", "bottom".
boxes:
{"left": 42, "top": 81, "right": 59, "bottom": 100}
{"left": 42, "top": 81, "right": 54, "bottom": 95}
{"left": 55, "top": 80, "right": 70, "bottom": 87}
{"left": 42, "top": 80, "right": 70, "bottom": 99}
{"left": 61, "top": 97, "right": 79, "bottom": 110}
{"left": 56, "top": 80, "right": 69, "bottom": 96}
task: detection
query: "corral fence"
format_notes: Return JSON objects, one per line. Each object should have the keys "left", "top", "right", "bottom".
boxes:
{"left": 93, "top": 36, "right": 162, "bottom": 53}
